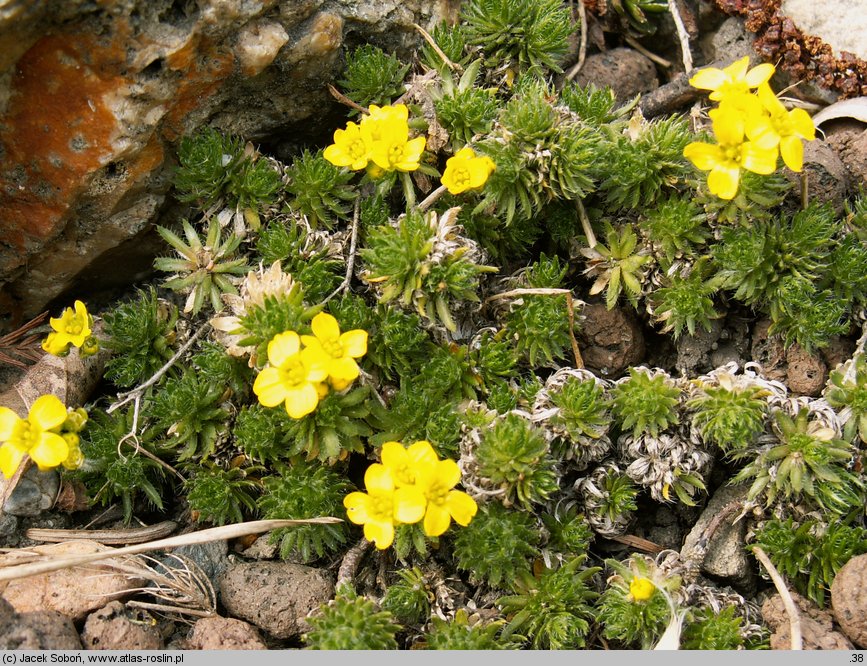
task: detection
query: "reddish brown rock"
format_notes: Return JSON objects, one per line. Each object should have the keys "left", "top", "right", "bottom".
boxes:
{"left": 578, "top": 303, "right": 645, "bottom": 377}
{"left": 572, "top": 47, "right": 659, "bottom": 102}
{"left": 786, "top": 344, "right": 828, "bottom": 397}
{"left": 831, "top": 553, "right": 867, "bottom": 648}
{"left": 185, "top": 616, "right": 268, "bottom": 650}
{"left": 762, "top": 590, "right": 854, "bottom": 650}
{"left": 81, "top": 602, "right": 163, "bottom": 650}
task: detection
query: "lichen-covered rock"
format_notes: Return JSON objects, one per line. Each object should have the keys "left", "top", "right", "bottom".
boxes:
{"left": 81, "top": 601, "right": 164, "bottom": 650}
{"left": 185, "top": 616, "right": 268, "bottom": 650}
{"left": 218, "top": 561, "right": 333, "bottom": 639}
{"left": 0, "top": 0, "right": 458, "bottom": 319}
{"left": 785, "top": 344, "right": 828, "bottom": 397}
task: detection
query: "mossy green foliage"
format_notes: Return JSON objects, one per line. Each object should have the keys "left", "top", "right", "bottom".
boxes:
{"left": 305, "top": 586, "right": 400, "bottom": 650}
{"left": 475, "top": 413, "right": 559, "bottom": 508}
{"left": 611, "top": 368, "right": 680, "bottom": 438}
{"left": 540, "top": 505, "right": 594, "bottom": 559}
{"left": 687, "top": 382, "right": 768, "bottom": 457}
{"left": 174, "top": 127, "right": 282, "bottom": 211}
{"left": 184, "top": 464, "right": 260, "bottom": 526}
{"left": 680, "top": 606, "right": 751, "bottom": 650}
{"left": 380, "top": 567, "right": 431, "bottom": 626}
{"left": 339, "top": 44, "right": 410, "bottom": 111}
{"left": 750, "top": 518, "right": 867, "bottom": 608}
{"left": 101, "top": 287, "right": 177, "bottom": 389}
{"left": 453, "top": 502, "right": 541, "bottom": 590}
{"left": 258, "top": 463, "right": 351, "bottom": 563}
{"left": 548, "top": 376, "right": 611, "bottom": 443}
{"left": 73, "top": 407, "right": 165, "bottom": 523}
{"left": 423, "top": 609, "right": 523, "bottom": 650}
{"left": 284, "top": 150, "right": 356, "bottom": 230}
{"left": 826, "top": 354, "right": 867, "bottom": 443}
{"left": 498, "top": 556, "right": 600, "bottom": 649}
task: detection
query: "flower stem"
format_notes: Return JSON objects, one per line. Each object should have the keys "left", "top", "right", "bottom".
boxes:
{"left": 418, "top": 184, "right": 447, "bottom": 213}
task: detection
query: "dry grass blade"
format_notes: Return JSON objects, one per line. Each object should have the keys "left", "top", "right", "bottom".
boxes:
{"left": 752, "top": 545, "right": 802, "bottom": 650}
{"left": 0, "top": 311, "right": 48, "bottom": 369}
{"left": 0, "top": 518, "right": 343, "bottom": 582}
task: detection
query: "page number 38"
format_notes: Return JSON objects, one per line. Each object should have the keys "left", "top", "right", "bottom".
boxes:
{"left": 852, "top": 654, "right": 864, "bottom": 662}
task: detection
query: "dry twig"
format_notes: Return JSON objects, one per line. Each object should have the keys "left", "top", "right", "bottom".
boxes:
{"left": 752, "top": 545, "right": 803, "bottom": 650}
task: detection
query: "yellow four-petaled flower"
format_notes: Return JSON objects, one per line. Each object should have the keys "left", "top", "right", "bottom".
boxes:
{"left": 42, "top": 300, "right": 95, "bottom": 357}
{"left": 344, "top": 440, "right": 478, "bottom": 550}
{"left": 441, "top": 147, "right": 496, "bottom": 195}
{"left": 0, "top": 395, "right": 82, "bottom": 478}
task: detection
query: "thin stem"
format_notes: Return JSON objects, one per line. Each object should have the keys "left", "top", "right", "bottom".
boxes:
{"left": 565, "top": 292, "right": 584, "bottom": 369}
{"left": 752, "top": 546, "right": 802, "bottom": 650}
{"left": 624, "top": 35, "right": 672, "bottom": 68}
{"left": 323, "top": 199, "right": 361, "bottom": 304}
{"left": 401, "top": 171, "right": 417, "bottom": 209}
{"left": 564, "top": 0, "right": 588, "bottom": 81}
{"left": 667, "top": 0, "right": 693, "bottom": 73}
{"left": 800, "top": 171, "right": 809, "bottom": 211}
{"left": 418, "top": 184, "right": 448, "bottom": 213}
{"left": 327, "top": 84, "right": 368, "bottom": 115}
{"left": 108, "top": 323, "right": 210, "bottom": 414}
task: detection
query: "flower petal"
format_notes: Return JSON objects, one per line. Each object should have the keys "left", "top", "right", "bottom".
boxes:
{"left": 0, "top": 442, "right": 25, "bottom": 478}
{"left": 710, "top": 108, "right": 745, "bottom": 146}
{"left": 744, "top": 63, "right": 776, "bottom": 88}
{"left": 407, "top": 440, "right": 438, "bottom": 467}
{"left": 253, "top": 367, "right": 288, "bottom": 407}
{"left": 707, "top": 165, "right": 741, "bottom": 200}
{"left": 311, "top": 312, "right": 341, "bottom": 342}
{"left": 435, "top": 459, "right": 461, "bottom": 489}
{"left": 0, "top": 407, "right": 20, "bottom": 441}
{"left": 364, "top": 519, "right": 394, "bottom": 550}
{"left": 393, "top": 486, "right": 426, "bottom": 524}
{"left": 381, "top": 441, "right": 409, "bottom": 470}
{"left": 339, "top": 330, "right": 368, "bottom": 358}
{"left": 344, "top": 492, "right": 372, "bottom": 524}
{"left": 780, "top": 136, "right": 804, "bottom": 172}
{"left": 683, "top": 142, "right": 721, "bottom": 171}
{"left": 300, "top": 347, "right": 330, "bottom": 383}
{"left": 364, "top": 463, "right": 394, "bottom": 494}
{"left": 328, "top": 356, "right": 360, "bottom": 383}
{"left": 283, "top": 383, "right": 320, "bottom": 419}
{"left": 29, "top": 395, "right": 67, "bottom": 432}
{"left": 29, "top": 432, "right": 68, "bottom": 471}
{"left": 445, "top": 490, "right": 478, "bottom": 526}
{"left": 790, "top": 108, "right": 816, "bottom": 140}
{"left": 423, "top": 503, "right": 452, "bottom": 537}
{"left": 741, "top": 143, "right": 778, "bottom": 174}
{"left": 268, "top": 331, "right": 300, "bottom": 368}
{"left": 689, "top": 67, "right": 727, "bottom": 91}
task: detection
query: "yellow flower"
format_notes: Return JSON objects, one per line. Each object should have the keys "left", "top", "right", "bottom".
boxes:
{"left": 689, "top": 56, "right": 775, "bottom": 103}
{"left": 360, "top": 104, "right": 410, "bottom": 144}
{"left": 253, "top": 331, "right": 330, "bottom": 419}
{"left": 363, "top": 104, "right": 426, "bottom": 173}
{"left": 42, "top": 300, "right": 92, "bottom": 356}
{"left": 343, "top": 463, "right": 426, "bottom": 549}
{"left": 380, "top": 439, "right": 477, "bottom": 537}
{"left": 380, "top": 440, "right": 438, "bottom": 487}
{"left": 61, "top": 432, "right": 84, "bottom": 470}
{"left": 323, "top": 121, "right": 370, "bottom": 171}
{"left": 629, "top": 576, "right": 656, "bottom": 602}
{"left": 0, "top": 395, "right": 70, "bottom": 477}
{"left": 745, "top": 83, "right": 816, "bottom": 172}
{"left": 441, "top": 147, "right": 496, "bottom": 195}
{"left": 300, "top": 312, "right": 368, "bottom": 391}
{"left": 414, "top": 456, "right": 478, "bottom": 537}
{"left": 683, "top": 106, "right": 778, "bottom": 200}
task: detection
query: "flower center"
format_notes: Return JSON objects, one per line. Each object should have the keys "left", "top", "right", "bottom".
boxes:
{"left": 387, "top": 143, "right": 405, "bottom": 164}
{"left": 425, "top": 479, "right": 449, "bottom": 505}
{"left": 348, "top": 139, "right": 367, "bottom": 160}
{"left": 66, "top": 321, "right": 83, "bottom": 335}
{"left": 392, "top": 463, "right": 415, "bottom": 487}
{"left": 451, "top": 167, "right": 471, "bottom": 187}
{"left": 370, "top": 492, "right": 393, "bottom": 520}
{"left": 11, "top": 421, "right": 37, "bottom": 451}
{"left": 322, "top": 338, "right": 344, "bottom": 359}
{"left": 280, "top": 358, "right": 308, "bottom": 387}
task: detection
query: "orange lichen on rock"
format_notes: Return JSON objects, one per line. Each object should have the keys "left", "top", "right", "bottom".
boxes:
{"left": 163, "top": 34, "right": 236, "bottom": 141}
{"left": 0, "top": 33, "right": 129, "bottom": 272}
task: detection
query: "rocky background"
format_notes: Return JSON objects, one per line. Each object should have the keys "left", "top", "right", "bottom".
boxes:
{"left": 2, "top": 0, "right": 867, "bottom": 651}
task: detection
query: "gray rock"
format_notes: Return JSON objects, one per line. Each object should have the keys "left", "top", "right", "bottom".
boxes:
{"left": 2, "top": 466, "right": 59, "bottom": 517}
{"left": 0, "top": 597, "right": 82, "bottom": 650}
{"left": 572, "top": 48, "right": 659, "bottom": 103}
{"left": 218, "top": 561, "right": 333, "bottom": 639}
{"left": 680, "top": 484, "right": 756, "bottom": 592}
